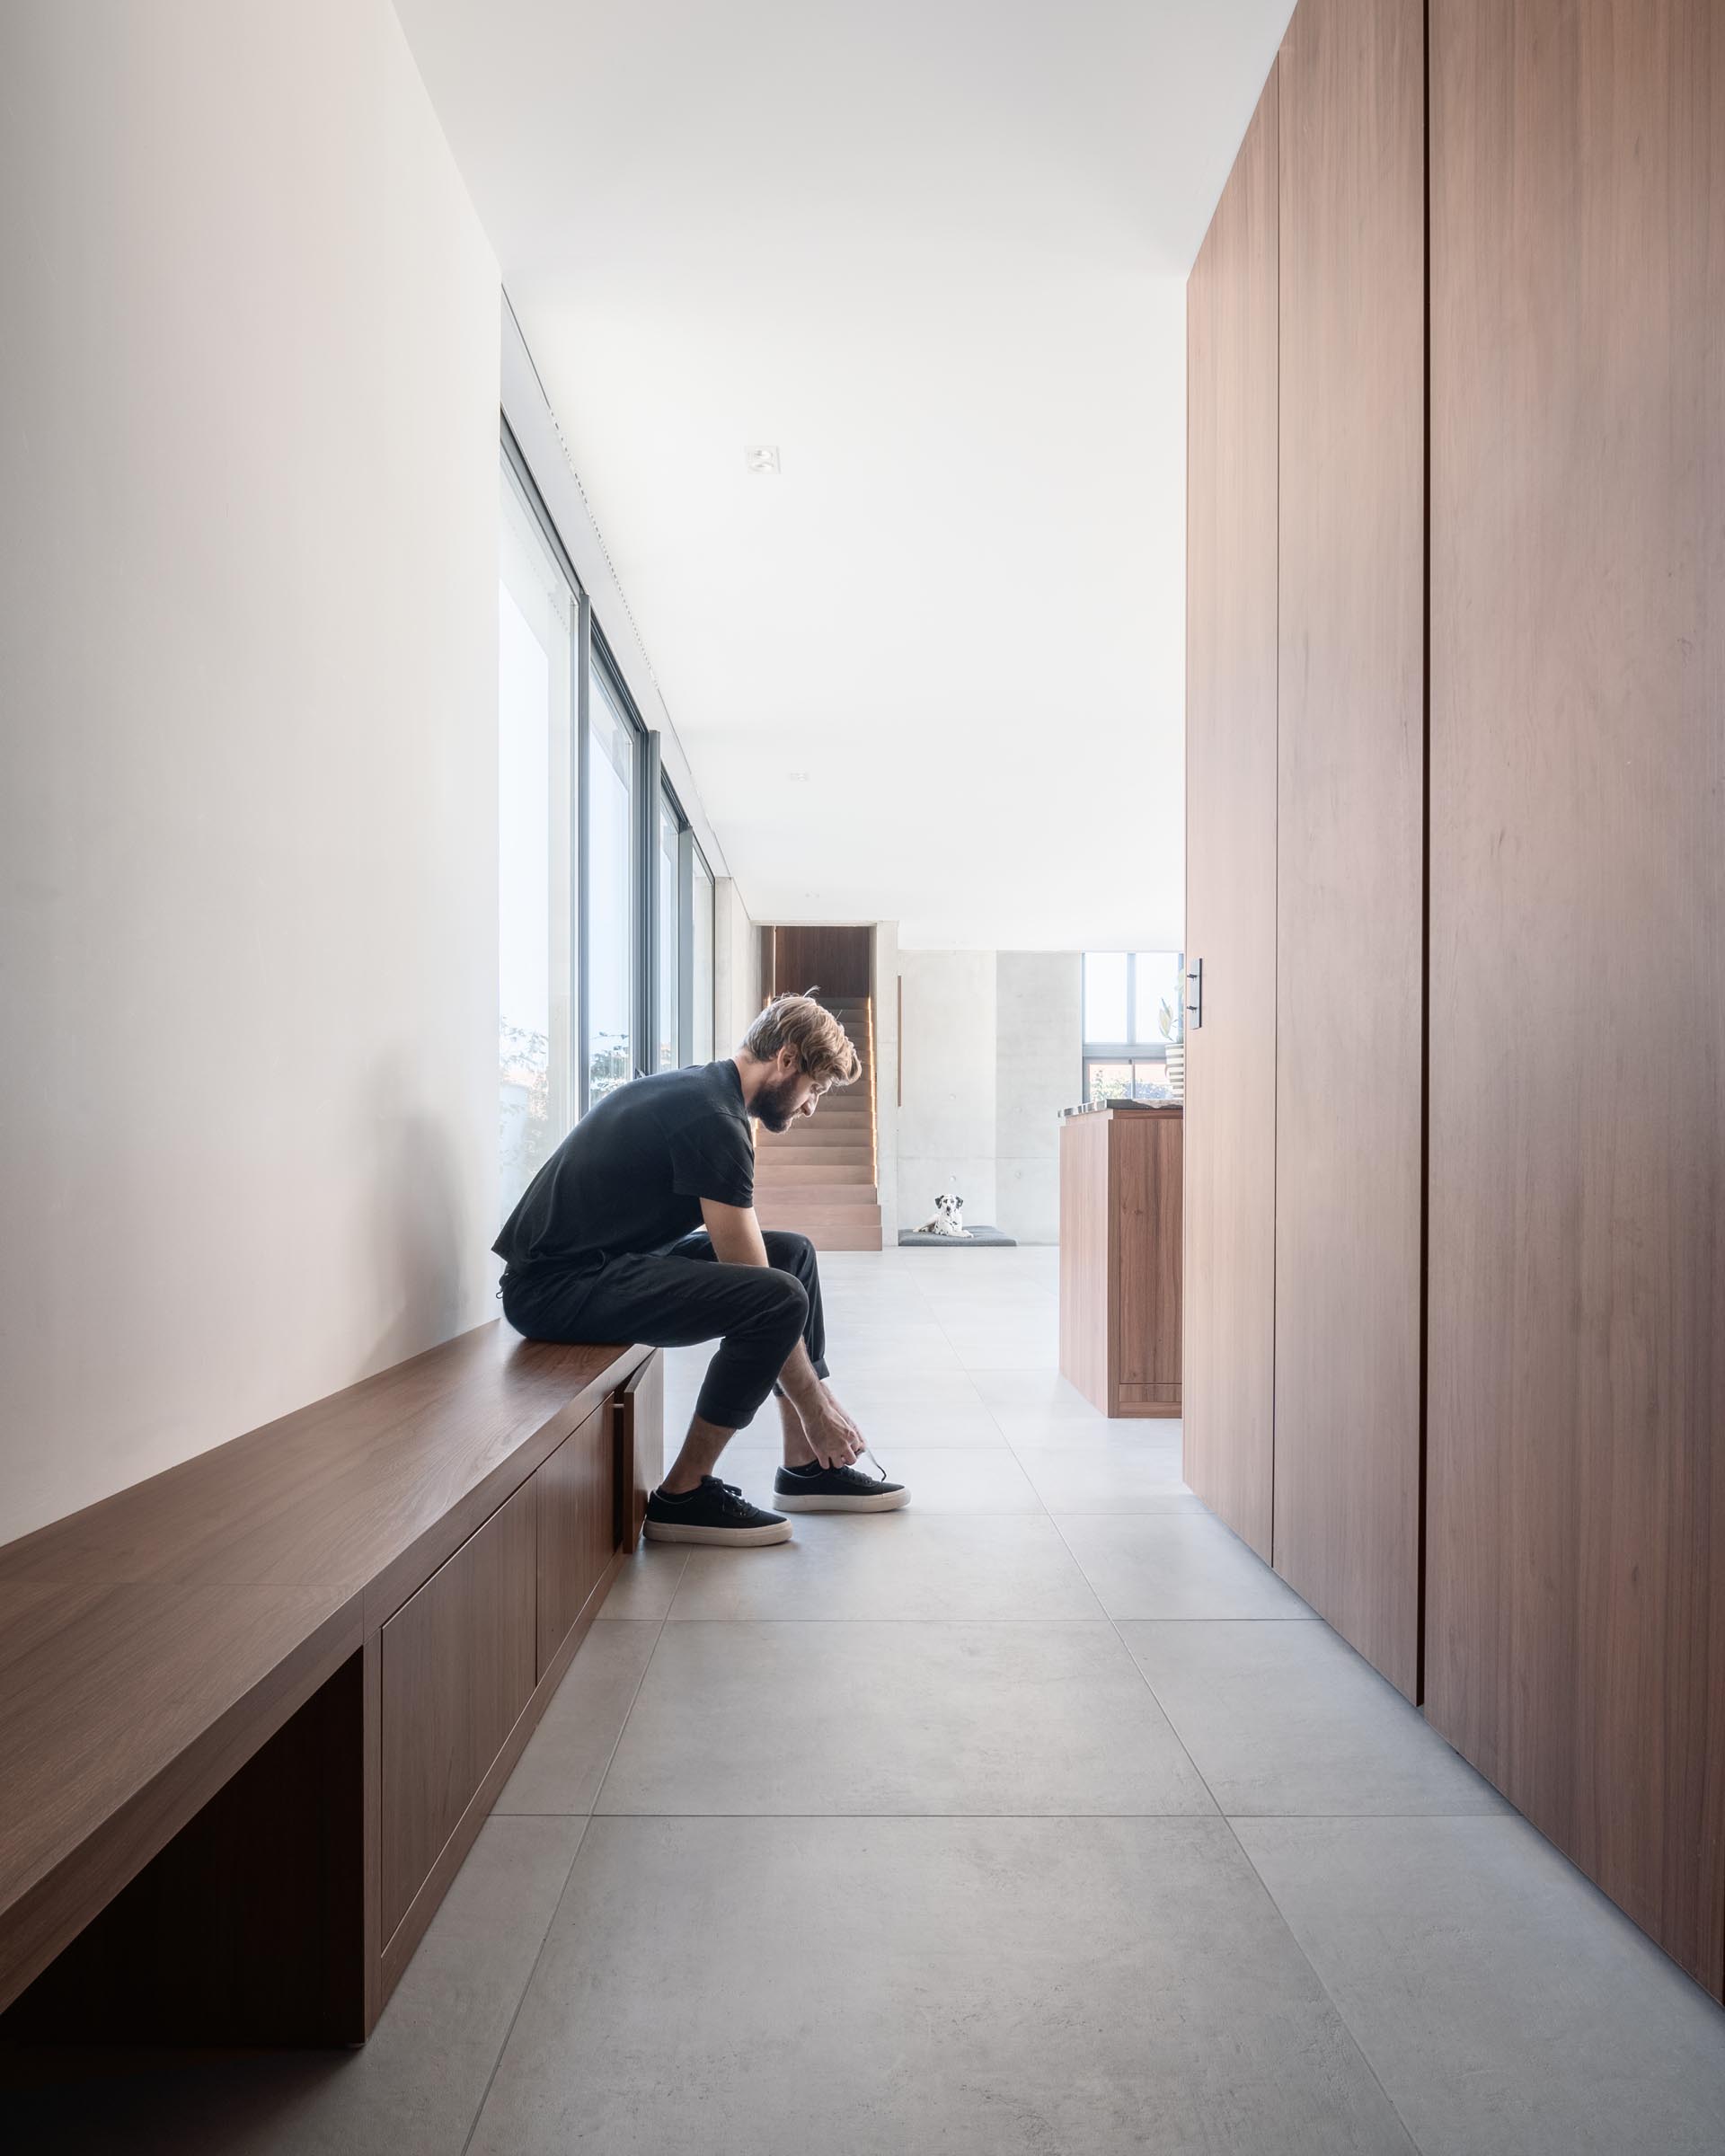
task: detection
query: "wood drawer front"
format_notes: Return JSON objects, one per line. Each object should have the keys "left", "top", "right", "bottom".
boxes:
{"left": 535, "top": 1401, "right": 615, "bottom": 1677}
{"left": 1116, "top": 1118, "right": 1183, "bottom": 1390}
{"left": 378, "top": 1481, "right": 535, "bottom": 1941}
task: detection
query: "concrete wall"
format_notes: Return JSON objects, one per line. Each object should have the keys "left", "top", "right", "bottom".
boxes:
{"left": 897, "top": 950, "right": 1001, "bottom": 1232}
{"left": 894, "top": 949, "right": 1081, "bottom": 1243}
{"left": 995, "top": 952, "right": 1084, "bottom": 1243}
{"left": 0, "top": 0, "right": 499, "bottom": 1541}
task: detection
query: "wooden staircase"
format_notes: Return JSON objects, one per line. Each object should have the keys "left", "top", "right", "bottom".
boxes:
{"left": 753, "top": 994, "right": 883, "bottom": 1250}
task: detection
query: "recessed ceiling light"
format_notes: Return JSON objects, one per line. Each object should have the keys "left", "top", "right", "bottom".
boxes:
{"left": 746, "top": 445, "right": 781, "bottom": 474}
{"left": 788, "top": 769, "right": 811, "bottom": 782}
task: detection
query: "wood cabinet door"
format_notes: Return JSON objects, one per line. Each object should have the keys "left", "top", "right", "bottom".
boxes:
{"left": 535, "top": 1401, "right": 615, "bottom": 1677}
{"left": 1427, "top": 0, "right": 1725, "bottom": 1996}
{"left": 1272, "top": 0, "right": 1426, "bottom": 1698}
{"left": 1117, "top": 1116, "right": 1183, "bottom": 1399}
{"left": 378, "top": 1482, "right": 535, "bottom": 1941}
{"left": 1183, "top": 70, "right": 1280, "bottom": 1559}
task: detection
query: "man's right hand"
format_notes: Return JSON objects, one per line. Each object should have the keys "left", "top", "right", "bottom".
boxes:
{"left": 802, "top": 1398, "right": 865, "bottom": 1470}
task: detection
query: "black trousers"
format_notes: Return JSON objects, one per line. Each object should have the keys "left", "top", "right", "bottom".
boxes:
{"left": 500, "top": 1230, "right": 829, "bottom": 1433}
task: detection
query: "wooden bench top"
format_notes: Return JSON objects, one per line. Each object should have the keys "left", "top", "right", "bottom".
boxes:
{"left": 0, "top": 1321, "right": 642, "bottom": 2010}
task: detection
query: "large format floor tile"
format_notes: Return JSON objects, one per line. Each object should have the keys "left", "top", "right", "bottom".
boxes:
{"left": 1119, "top": 1621, "right": 1507, "bottom": 1816}
{"left": 597, "top": 1619, "right": 1214, "bottom": 1816}
{"left": 1236, "top": 1816, "right": 1725, "bottom": 2156}
{"left": 468, "top": 1816, "right": 1414, "bottom": 2156}
{"left": 1055, "top": 1511, "right": 1316, "bottom": 1620}
{"left": 1010, "top": 1431, "right": 1192, "bottom": 1511}
{"left": 495, "top": 1621, "right": 662, "bottom": 1815}
{"left": 596, "top": 1541, "right": 687, "bottom": 1618}
{"left": 666, "top": 1511, "right": 1103, "bottom": 1620}
{"left": 5, "top": 1816, "right": 584, "bottom": 2156}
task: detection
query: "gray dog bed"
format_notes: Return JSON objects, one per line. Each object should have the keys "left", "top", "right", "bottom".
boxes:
{"left": 897, "top": 1224, "right": 1018, "bottom": 1247}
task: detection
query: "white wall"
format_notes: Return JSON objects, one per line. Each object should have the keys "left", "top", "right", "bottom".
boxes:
{"left": 995, "top": 952, "right": 1084, "bottom": 1242}
{"left": 712, "top": 878, "right": 761, "bottom": 1054}
{"left": 0, "top": 0, "right": 500, "bottom": 1541}
{"left": 895, "top": 950, "right": 1082, "bottom": 1243}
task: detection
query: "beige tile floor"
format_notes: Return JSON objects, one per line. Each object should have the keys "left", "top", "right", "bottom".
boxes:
{"left": 14, "top": 1246, "right": 1725, "bottom": 2153}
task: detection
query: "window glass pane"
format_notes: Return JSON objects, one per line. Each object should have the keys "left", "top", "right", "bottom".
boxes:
{"left": 588, "top": 664, "right": 634, "bottom": 1101}
{"left": 1133, "top": 951, "right": 1185, "bottom": 1046}
{"left": 692, "top": 851, "right": 715, "bottom": 1063}
{"left": 1083, "top": 952, "right": 1128, "bottom": 1044}
{"left": 498, "top": 463, "right": 574, "bottom": 1217}
{"left": 657, "top": 791, "right": 679, "bottom": 1070}
{"left": 1086, "top": 1059, "right": 1131, "bottom": 1105}
{"left": 1130, "top": 1056, "right": 1172, "bottom": 1101}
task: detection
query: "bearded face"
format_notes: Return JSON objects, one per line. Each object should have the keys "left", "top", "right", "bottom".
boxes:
{"left": 754, "top": 1068, "right": 809, "bottom": 1133}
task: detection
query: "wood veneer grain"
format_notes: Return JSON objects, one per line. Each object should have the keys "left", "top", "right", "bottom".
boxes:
{"left": 378, "top": 1481, "right": 537, "bottom": 1942}
{"left": 1272, "top": 0, "right": 1426, "bottom": 1700}
{"left": 1427, "top": 0, "right": 1725, "bottom": 1996}
{"left": 1058, "top": 1114, "right": 1113, "bottom": 1413}
{"left": 1183, "top": 60, "right": 1280, "bottom": 1559}
{"left": 535, "top": 1402, "right": 615, "bottom": 1677}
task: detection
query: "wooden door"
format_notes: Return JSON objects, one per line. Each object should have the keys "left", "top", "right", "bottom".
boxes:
{"left": 1270, "top": 0, "right": 1427, "bottom": 1699}
{"left": 1427, "top": 0, "right": 1725, "bottom": 1995}
{"left": 1183, "top": 70, "right": 1280, "bottom": 1560}
{"left": 765, "top": 926, "right": 871, "bottom": 1002}
{"left": 1117, "top": 1112, "right": 1183, "bottom": 1413}
{"left": 378, "top": 1483, "right": 535, "bottom": 1940}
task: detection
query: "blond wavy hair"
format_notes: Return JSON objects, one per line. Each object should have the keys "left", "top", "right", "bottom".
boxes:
{"left": 740, "top": 993, "right": 862, "bottom": 1088}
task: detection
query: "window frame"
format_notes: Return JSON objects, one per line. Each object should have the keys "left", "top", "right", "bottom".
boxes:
{"left": 587, "top": 625, "right": 647, "bottom": 1109}
{"left": 1081, "top": 950, "right": 1185, "bottom": 1106}
{"left": 497, "top": 437, "right": 581, "bottom": 1211}
{"left": 500, "top": 417, "right": 718, "bottom": 1118}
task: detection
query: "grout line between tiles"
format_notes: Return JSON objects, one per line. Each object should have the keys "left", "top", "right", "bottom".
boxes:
{"left": 1070, "top": 1486, "right": 1423, "bottom": 2153}
{"left": 456, "top": 1810, "right": 592, "bottom": 2156}
{"left": 463, "top": 1600, "right": 670, "bottom": 2156}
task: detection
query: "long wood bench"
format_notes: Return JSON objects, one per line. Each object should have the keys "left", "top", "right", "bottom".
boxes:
{"left": 0, "top": 1321, "right": 662, "bottom": 2046}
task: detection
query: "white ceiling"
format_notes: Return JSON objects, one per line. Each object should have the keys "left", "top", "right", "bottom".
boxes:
{"left": 394, "top": 0, "right": 1291, "bottom": 949}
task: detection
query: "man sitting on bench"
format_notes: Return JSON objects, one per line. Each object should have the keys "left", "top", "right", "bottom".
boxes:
{"left": 494, "top": 994, "right": 908, "bottom": 1547}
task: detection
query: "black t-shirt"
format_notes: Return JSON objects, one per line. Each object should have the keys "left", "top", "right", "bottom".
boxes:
{"left": 492, "top": 1058, "right": 756, "bottom": 1275}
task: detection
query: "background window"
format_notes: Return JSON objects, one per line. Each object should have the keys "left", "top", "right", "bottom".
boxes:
{"left": 691, "top": 846, "right": 715, "bottom": 1062}
{"left": 656, "top": 787, "right": 680, "bottom": 1069}
{"left": 498, "top": 461, "right": 575, "bottom": 1215}
{"left": 587, "top": 661, "right": 635, "bottom": 1101}
{"left": 1083, "top": 951, "right": 1128, "bottom": 1044}
{"left": 1133, "top": 950, "right": 1184, "bottom": 1046}
{"left": 1083, "top": 949, "right": 1184, "bottom": 1106}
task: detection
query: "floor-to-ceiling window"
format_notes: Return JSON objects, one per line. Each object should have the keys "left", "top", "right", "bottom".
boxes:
{"left": 1083, "top": 950, "right": 1184, "bottom": 1103}
{"left": 501, "top": 422, "right": 721, "bottom": 1122}
{"left": 497, "top": 456, "right": 576, "bottom": 1215}
{"left": 587, "top": 655, "right": 637, "bottom": 1102}
{"left": 656, "top": 785, "right": 680, "bottom": 1070}
{"left": 691, "top": 845, "right": 715, "bottom": 1061}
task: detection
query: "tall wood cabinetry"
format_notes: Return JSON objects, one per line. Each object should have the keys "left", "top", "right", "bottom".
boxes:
{"left": 1273, "top": 0, "right": 1426, "bottom": 1701}
{"left": 1424, "top": 0, "right": 1725, "bottom": 1998}
{"left": 1185, "top": 0, "right": 1725, "bottom": 1993}
{"left": 1183, "top": 75, "right": 1279, "bottom": 1563}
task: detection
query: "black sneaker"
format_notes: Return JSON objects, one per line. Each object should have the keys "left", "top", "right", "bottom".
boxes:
{"left": 772, "top": 1457, "right": 909, "bottom": 1514}
{"left": 643, "top": 1476, "right": 791, "bottom": 1546}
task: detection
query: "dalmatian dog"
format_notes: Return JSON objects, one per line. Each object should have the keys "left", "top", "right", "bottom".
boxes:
{"left": 916, "top": 1191, "right": 972, "bottom": 1239}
